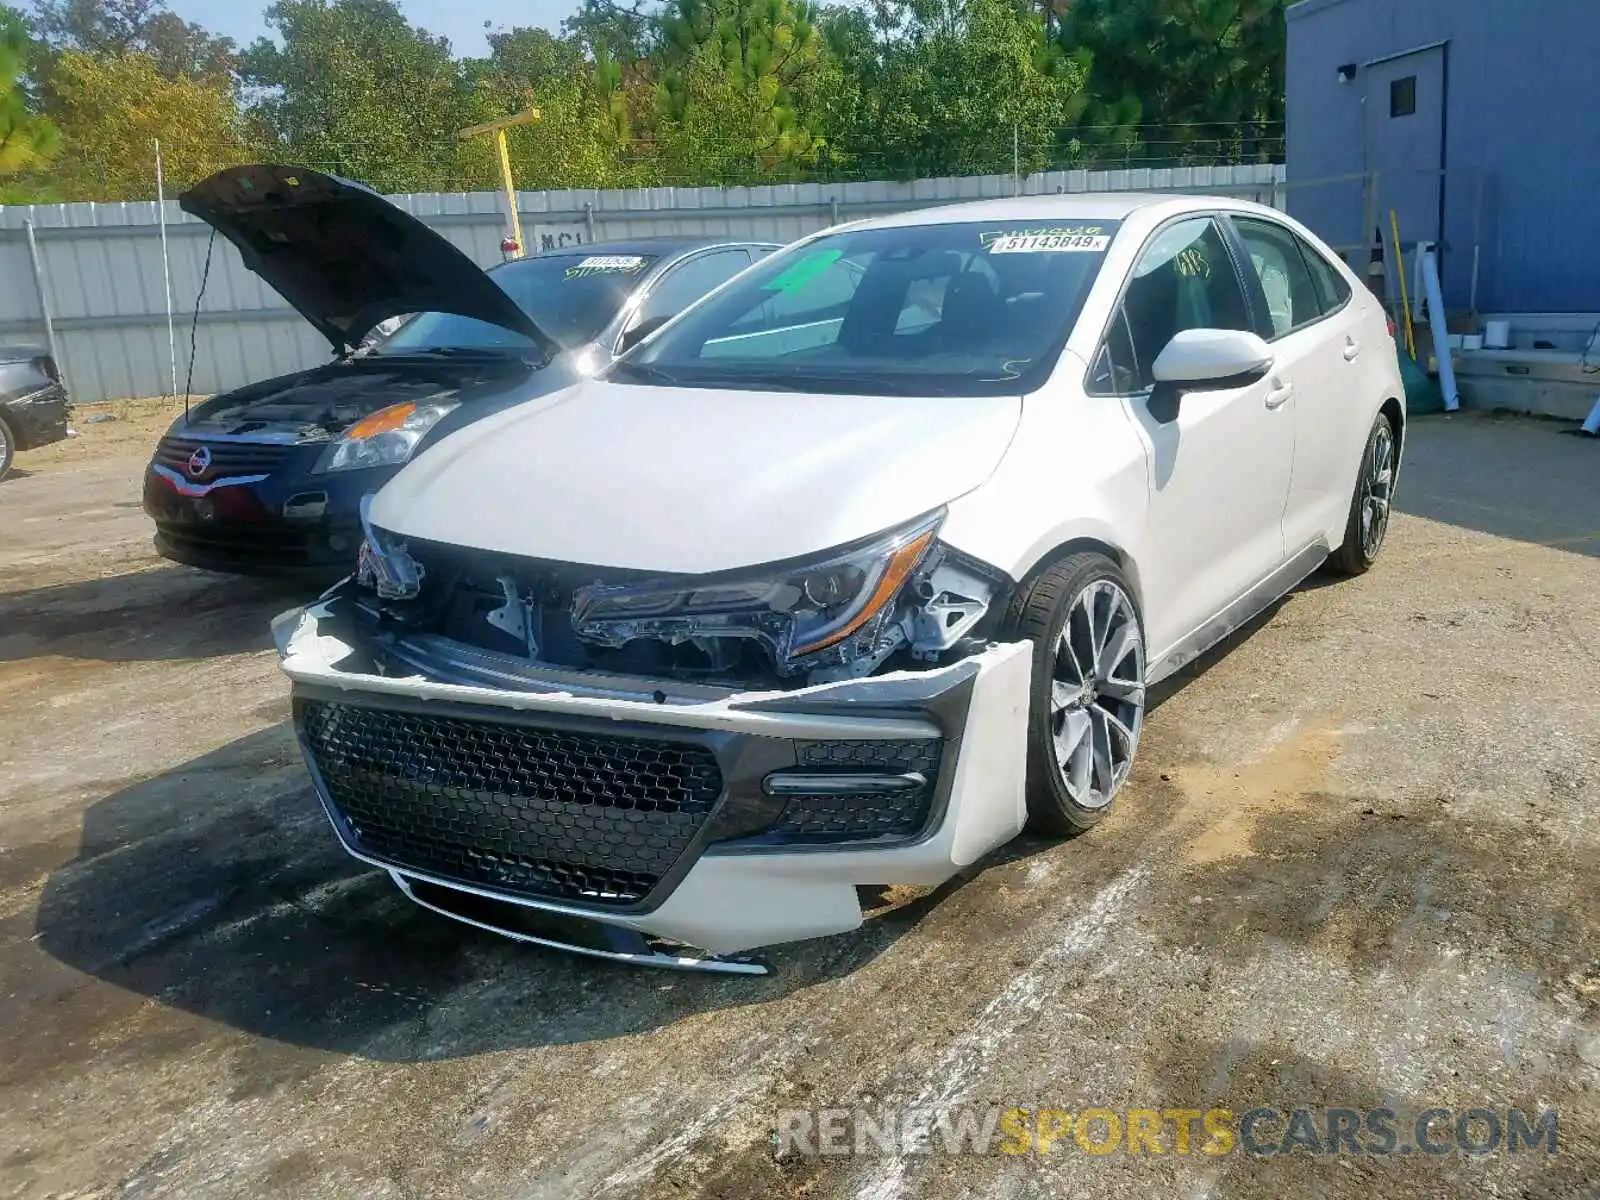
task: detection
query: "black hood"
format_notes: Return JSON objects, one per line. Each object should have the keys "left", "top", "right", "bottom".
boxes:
{"left": 180, "top": 165, "right": 560, "bottom": 356}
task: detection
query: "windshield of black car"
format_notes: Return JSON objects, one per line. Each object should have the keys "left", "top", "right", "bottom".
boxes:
{"left": 376, "top": 253, "right": 658, "bottom": 354}
{"left": 609, "top": 220, "right": 1119, "bottom": 396}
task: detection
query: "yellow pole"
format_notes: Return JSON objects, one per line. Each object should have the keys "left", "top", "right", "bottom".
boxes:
{"left": 1389, "top": 208, "right": 1417, "bottom": 360}
{"left": 496, "top": 127, "right": 525, "bottom": 259}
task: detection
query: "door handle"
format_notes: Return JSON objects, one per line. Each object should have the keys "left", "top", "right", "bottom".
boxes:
{"left": 1264, "top": 378, "right": 1294, "bottom": 410}
{"left": 1343, "top": 339, "right": 1362, "bottom": 362}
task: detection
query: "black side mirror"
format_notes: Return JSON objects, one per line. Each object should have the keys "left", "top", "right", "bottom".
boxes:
{"left": 1147, "top": 382, "right": 1182, "bottom": 424}
{"left": 620, "top": 314, "right": 671, "bottom": 353}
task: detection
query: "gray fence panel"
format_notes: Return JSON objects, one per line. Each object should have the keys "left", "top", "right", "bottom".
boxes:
{"left": 0, "top": 164, "right": 1285, "bottom": 403}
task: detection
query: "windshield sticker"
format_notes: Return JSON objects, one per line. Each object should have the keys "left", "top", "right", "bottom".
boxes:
{"left": 982, "top": 227, "right": 1112, "bottom": 254}
{"left": 565, "top": 255, "right": 649, "bottom": 279}
{"left": 765, "top": 248, "right": 843, "bottom": 294}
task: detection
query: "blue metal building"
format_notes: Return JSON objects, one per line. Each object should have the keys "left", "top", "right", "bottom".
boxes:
{"left": 1286, "top": 0, "right": 1600, "bottom": 313}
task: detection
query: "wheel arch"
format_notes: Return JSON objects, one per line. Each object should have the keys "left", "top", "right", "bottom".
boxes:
{"left": 1009, "top": 535, "right": 1145, "bottom": 619}
{"left": 1380, "top": 395, "right": 1405, "bottom": 459}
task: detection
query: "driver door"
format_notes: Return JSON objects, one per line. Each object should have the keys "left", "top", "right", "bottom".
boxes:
{"left": 1090, "top": 216, "right": 1296, "bottom": 661}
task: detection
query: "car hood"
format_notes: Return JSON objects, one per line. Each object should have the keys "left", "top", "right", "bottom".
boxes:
{"left": 180, "top": 165, "right": 558, "bottom": 356}
{"left": 371, "top": 379, "right": 1023, "bottom": 575}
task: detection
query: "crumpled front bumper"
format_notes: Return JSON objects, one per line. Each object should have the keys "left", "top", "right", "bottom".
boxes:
{"left": 275, "top": 597, "right": 1031, "bottom": 959}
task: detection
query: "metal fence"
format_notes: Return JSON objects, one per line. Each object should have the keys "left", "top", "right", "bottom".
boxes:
{"left": 0, "top": 164, "right": 1286, "bottom": 404}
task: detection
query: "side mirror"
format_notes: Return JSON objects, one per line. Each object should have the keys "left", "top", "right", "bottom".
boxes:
{"left": 1147, "top": 329, "right": 1274, "bottom": 423}
{"left": 620, "top": 314, "right": 671, "bottom": 353}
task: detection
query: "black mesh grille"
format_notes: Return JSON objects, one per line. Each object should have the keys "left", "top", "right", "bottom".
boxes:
{"left": 772, "top": 739, "right": 944, "bottom": 841}
{"left": 154, "top": 437, "right": 294, "bottom": 482}
{"left": 299, "top": 700, "right": 724, "bottom": 906}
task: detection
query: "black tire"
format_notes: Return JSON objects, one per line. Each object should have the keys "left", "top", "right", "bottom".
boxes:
{"left": 0, "top": 416, "right": 14, "bottom": 482}
{"left": 1329, "top": 410, "right": 1398, "bottom": 576}
{"left": 1003, "top": 551, "right": 1145, "bottom": 836}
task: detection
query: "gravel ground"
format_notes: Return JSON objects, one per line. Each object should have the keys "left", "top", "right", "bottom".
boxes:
{"left": 0, "top": 410, "right": 1596, "bottom": 1199}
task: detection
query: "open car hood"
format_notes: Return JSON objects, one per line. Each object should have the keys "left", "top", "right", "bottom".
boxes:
{"left": 180, "top": 165, "right": 558, "bottom": 356}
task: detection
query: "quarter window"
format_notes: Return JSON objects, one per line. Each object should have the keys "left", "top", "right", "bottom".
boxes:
{"left": 1094, "top": 217, "right": 1252, "bottom": 393}
{"left": 1232, "top": 217, "right": 1324, "bottom": 339}
{"left": 1296, "top": 235, "right": 1353, "bottom": 314}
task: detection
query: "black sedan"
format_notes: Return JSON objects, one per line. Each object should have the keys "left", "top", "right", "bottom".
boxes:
{"left": 0, "top": 346, "right": 71, "bottom": 479}
{"left": 144, "top": 164, "right": 774, "bottom": 577}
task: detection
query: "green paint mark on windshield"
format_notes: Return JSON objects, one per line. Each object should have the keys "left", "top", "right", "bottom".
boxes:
{"left": 766, "top": 248, "right": 842, "bottom": 294}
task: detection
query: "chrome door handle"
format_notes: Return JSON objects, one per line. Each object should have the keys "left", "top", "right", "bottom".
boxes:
{"left": 1264, "top": 380, "right": 1294, "bottom": 410}
{"left": 1343, "top": 340, "right": 1362, "bottom": 362}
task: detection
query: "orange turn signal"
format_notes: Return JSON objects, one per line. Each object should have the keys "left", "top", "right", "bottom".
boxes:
{"left": 794, "top": 529, "right": 936, "bottom": 655}
{"left": 345, "top": 402, "right": 417, "bottom": 441}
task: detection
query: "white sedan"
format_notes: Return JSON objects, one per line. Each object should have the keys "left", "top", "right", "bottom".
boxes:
{"left": 276, "top": 194, "right": 1404, "bottom": 972}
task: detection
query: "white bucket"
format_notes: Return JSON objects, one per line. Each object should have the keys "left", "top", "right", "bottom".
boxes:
{"left": 1484, "top": 319, "right": 1512, "bottom": 349}
{"left": 1462, "top": 334, "right": 1484, "bottom": 351}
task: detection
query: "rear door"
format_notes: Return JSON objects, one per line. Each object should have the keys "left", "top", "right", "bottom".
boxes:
{"left": 1226, "top": 214, "right": 1366, "bottom": 555}
{"left": 1089, "top": 216, "right": 1296, "bottom": 658}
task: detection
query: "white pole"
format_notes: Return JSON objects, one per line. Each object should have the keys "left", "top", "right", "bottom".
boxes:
{"left": 1420, "top": 247, "right": 1460, "bottom": 412}
{"left": 1013, "top": 123, "right": 1020, "bottom": 196}
{"left": 155, "top": 139, "right": 178, "bottom": 401}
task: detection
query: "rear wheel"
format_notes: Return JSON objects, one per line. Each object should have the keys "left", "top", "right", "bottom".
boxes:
{"left": 1330, "top": 411, "right": 1397, "bottom": 575}
{"left": 0, "top": 416, "right": 14, "bottom": 481}
{"left": 1005, "top": 552, "right": 1147, "bottom": 835}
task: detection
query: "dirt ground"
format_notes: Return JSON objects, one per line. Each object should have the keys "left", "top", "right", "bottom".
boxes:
{"left": 0, "top": 410, "right": 1596, "bottom": 1199}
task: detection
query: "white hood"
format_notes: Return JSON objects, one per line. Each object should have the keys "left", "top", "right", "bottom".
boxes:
{"left": 371, "top": 379, "right": 1022, "bottom": 575}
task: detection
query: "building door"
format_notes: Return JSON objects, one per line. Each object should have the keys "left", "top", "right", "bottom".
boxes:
{"left": 1365, "top": 46, "right": 1446, "bottom": 259}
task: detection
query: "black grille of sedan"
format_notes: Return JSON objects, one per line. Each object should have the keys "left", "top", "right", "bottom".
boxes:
{"left": 153, "top": 436, "right": 295, "bottom": 482}
{"left": 297, "top": 700, "right": 725, "bottom": 907}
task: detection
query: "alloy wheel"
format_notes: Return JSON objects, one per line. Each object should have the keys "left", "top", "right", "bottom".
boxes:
{"left": 1049, "top": 579, "right": 1145, "bottom": 809}
{"left": 1361, "top": 423, "right": 1396, "bottom": 559}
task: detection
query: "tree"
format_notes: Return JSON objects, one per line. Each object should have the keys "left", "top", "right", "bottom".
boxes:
{"left": 562, "top": 0, "right": 660, "bottom": 61}
{"left": 29, "top": 0, "right": 235, "bottom": 83}
{"left": 1059, "top": 0, "right": 1288, "bottom": 165}
{"left": 36, "top": 49, "right": 246, "bottom": 199}
{"left": 651, "top": 0, "right": 835, "bottom": 183}
{"left": 1, "top": 5, "right": 58, "bottom": 182}
{"left": 240, "top": 0, "right": 473, "bottom": 192}
{"left": 456, "top": 27, "right": 630, "bottom": 190}
{"left": 826, "top": 0, "right": 1088, "bottom": 178}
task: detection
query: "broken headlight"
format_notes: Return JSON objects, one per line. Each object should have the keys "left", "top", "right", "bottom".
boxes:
{"left": 571, "top": 512, "right": 943, "bottom": 675}
{"left": 314, "top": 400, "right": 458, "bottom": 473}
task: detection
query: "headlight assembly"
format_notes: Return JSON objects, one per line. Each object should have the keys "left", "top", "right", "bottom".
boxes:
{"left": 314, "top": 400, "right": 457, "bottom": 473}
{"left": 571, "top": 511, "right": 943, "bottom": 674}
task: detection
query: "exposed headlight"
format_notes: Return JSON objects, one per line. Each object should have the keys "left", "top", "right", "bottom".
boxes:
{"left": 571, "top": 512, "right": 943, "bottom": 674}
{"left": 314, "top": 401, "right": 457, "bottom": 473}
{"left": 354, "top": 495, "right": 425, "bottom": 600}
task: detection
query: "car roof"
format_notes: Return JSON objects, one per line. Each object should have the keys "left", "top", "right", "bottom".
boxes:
{"left": 519, "top": 235, "right": 775, "bottom": 260}
{"left": 850, "top": 192, "right": 1279, "bottom": 231}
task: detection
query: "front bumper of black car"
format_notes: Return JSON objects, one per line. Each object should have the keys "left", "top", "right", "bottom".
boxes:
{"left": 143, "top": 447, "right": 396, "bottom": 577}
{"left": 1, "top": 383, "right": 71, "bottom": 450}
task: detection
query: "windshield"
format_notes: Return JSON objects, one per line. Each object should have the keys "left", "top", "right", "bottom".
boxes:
{"left": 377, "top": 252, "right": 657, "bottom": 355}
{"left": 611, "top": 220, "right": 1119, "bottom": 396}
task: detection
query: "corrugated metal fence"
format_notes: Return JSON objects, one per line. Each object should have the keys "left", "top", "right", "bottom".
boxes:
{"left": 0, "top": 164, "right": 1286, "bottom": 404}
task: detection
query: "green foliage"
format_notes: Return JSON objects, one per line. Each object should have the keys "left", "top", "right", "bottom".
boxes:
{"left": 1058, "top": 0, "right": 1288, "bottom": 164}
{"left": 240, "top": 0, "right": 473, "bottom": 192}
{"left": 1, "top": 6, "right": 59, "bottom": 178}
{"left": 29, "top": 0, "right": 236, "bottom": 83}
{"left": 33, "top": 49, "right": 247, "bottom": 198}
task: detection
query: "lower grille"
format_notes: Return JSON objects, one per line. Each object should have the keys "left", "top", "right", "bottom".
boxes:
{"left": 297, "top": 700, "right": 724, "bottom": 907}
{"left": 769, "top": 740, "right": 944, "bottom": 842}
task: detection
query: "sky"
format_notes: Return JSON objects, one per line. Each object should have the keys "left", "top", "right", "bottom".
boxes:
{"left": 162, "top": 0, "right": 572, "bottom": 58}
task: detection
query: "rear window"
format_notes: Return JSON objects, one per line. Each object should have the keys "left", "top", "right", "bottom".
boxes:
{"left": 612, "top": 219, "right": 1120, "bottom": 397}
{"left": 378, "top": 253, "right": 658, "bottom": 354}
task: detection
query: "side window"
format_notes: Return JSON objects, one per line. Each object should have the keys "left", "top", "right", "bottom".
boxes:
{"left": 1113, "top": 217, "right": 1252, "bottom": 391}
{"left": 1295, "top": 234, "right": 1353, "bottom": 315}
{"left": 1232, "top": 217, "right": 1323, "bottom": 338}
{"left": 634, "top": 249, "right": 751, "bottom": 326}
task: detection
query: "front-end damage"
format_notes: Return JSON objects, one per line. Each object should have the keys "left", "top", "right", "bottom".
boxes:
{"left": 278, "top": 514, "right": 1032, "bottom": 970}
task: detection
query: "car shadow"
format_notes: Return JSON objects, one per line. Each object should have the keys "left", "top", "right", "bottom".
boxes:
{"left": 0, "top": 565, "right": 315, "bottom": 664}
{"left": 30, "top": 725, "right": 973, "bottom": 1061}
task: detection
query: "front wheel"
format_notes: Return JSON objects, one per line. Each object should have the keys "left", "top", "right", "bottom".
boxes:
{"left": 1005, "top": 552, "right": 1147, "bottom": 835}
{"left": 1329, "top": 411, "right": 1397, "bottom": 575}
{"left": 0, "top": 416, "right": 14, "bottom": 482}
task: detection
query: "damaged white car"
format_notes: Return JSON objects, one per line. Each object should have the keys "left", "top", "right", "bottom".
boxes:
{"left": 276, "top": 194, "right": 1404, "bottom": 972}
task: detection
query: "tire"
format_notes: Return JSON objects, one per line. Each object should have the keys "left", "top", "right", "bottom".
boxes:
{"left": 1004, "top": 552, "right": 1148, "bottom": 835}
{"left": 1329, "top": 411, "right": 1397, "bottom": 576}
{"left": 0, "top": 416, "right": 14, "bottom": 482}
